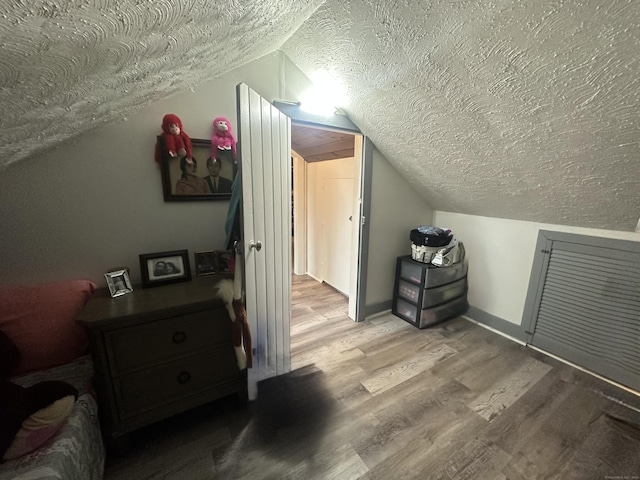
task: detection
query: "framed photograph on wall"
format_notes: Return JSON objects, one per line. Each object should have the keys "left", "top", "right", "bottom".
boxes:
{"left": 194, "top": 250, "right": 217, "bottom": 276}
{"left": 104, "top": 269, "right": 133, "bottom": 298}
{"left": 139, "top": 249, "right": 192, "bottom": 288}
{"left": 157, "top": 137, "right": 236, "bottom": 201}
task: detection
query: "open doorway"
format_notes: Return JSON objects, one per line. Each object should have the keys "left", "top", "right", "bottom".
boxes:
{"left": 291, "top": 123, "right": 363, "bottom": 320}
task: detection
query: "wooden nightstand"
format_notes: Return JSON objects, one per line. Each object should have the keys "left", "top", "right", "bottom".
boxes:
{"left": 76, "top": 275, "right": 246, "bottom": 445}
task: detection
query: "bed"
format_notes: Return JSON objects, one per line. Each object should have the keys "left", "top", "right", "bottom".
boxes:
{"left": 0, "top": 280, "right": 106, "bottom": 479}
{"left": 0, "top": 355, "right": 105, "bottom": 479}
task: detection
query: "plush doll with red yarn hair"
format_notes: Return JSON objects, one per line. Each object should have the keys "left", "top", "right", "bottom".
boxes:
{"left": 210, "top": 116, "right": 236, "bottom": 160}
{"left": 156, "top": 113, "right": 193, "bottom": 164}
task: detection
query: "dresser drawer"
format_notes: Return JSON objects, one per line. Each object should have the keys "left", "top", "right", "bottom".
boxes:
{"left": 394, "top": 297, "right": 418, "bottom": 323}
{"left": 105, "top": 308, "right": 230, "bottom": 375}
{"left": 397, "top": 276, "right": 467, "bottom": 309}
{"left": 393, "top": 293, "right": 468, "bottom": 329}
{"left": 115, "top": 348, "right": 238, "bottom": 419}
{"left": 398, "top": 256, "right": 468, "bottom": 288}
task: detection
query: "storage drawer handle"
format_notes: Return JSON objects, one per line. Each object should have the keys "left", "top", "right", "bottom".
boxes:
{"left": 172, "top": 331, "right": 186, "bottom": 344}
{"left": 177, "top": 371, "right": 191, "bottom": 385}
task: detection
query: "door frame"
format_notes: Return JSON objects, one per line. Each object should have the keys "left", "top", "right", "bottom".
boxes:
{"left": 292, "top": 151, "right": 307, "bottom": 276}
{"left": 276, "top": 101, "right": 372, "bottom": 322}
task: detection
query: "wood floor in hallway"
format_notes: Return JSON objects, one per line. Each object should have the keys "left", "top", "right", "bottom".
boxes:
{"left": 104, "top": 274, "right": 640, "bottom": 479}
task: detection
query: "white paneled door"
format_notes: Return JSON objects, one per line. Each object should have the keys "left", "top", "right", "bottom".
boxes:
{"left": 323, "top": 177, "right": 354, "bottom": 295}
{"left": 236, "top": 83, "right": 292, "bottom": 400}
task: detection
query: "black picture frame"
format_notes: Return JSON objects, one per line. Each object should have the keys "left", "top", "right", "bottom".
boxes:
{"left": 158, "top": 137, "right": 236, "bottom": 201}
{"left": 194, "top": 250, "right": 217, "bottom": 276}
{"left": 139, "top": 249, "right": 192, "bottom": 288}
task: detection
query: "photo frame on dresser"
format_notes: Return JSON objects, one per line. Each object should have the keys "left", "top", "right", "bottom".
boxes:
{"left": 214, "top": 250, "right": 233, "bottom": 274}
{"left": 139, "top": 249, "right": 192, "bottom": 288}
{"left": 194, "top": 250, "right": 216, "bottom": 276}
{"left": 104, "top": 269, "right": 133, "bottom": 298}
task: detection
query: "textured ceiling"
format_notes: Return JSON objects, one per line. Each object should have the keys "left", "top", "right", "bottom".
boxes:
{"left": 2, "top": 0, "right": 640, "bottom": 231}
{"left": 0, "top": 0, "right": 325, "bottom": 168}
{"left": 282, "top": 0, "right": 640, "bottom": 231}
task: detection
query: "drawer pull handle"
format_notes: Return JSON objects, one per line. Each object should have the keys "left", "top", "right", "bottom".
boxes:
{"left": 172, "top": 331, "right": 186, "bottom": 344}
{"left": 177, "top": 371, "right": 191, "bottom": 384}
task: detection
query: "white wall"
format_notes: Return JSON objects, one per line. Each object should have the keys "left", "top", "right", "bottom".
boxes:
{"left": 366, "top": 149, "right": 435, "bottom": 307}
{"left": 0, "top": 52, "right": 299, "bottom": 287}
{"left": 434, "top": 211, "right": 640, "bottom": 325}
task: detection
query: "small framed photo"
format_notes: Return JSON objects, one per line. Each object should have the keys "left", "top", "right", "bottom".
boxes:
{"left": 194, "top": 250, "right": 217, "bottom": 276}
{"left": 139, "top": 249, "right": 192, "bottom": 288}
{"left": 157, "top": 137, "right": 236, "bottom": 202}
{"left": 214, "top": 250, "right": 233, "bottom": 274}
{"left": 104, "top": 269, "right": 133, "bottom": 298}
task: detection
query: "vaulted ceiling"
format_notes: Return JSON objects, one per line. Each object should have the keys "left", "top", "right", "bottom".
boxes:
{"left": 2, "top": 0, "right": 639, "bottom": 231}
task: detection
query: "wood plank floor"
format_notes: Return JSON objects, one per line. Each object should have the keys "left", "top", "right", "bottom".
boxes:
{"left": 104, "top": 275, "right": 640, "bottom": 479}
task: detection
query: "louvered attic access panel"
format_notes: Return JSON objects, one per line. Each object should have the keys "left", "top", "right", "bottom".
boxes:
{"left": 523, "top": 230, "right": 640, "bottom": 392}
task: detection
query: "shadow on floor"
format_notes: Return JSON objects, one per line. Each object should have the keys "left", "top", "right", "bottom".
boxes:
{"left": 105, "top": 364, "right": 338, "bottom": 479}
{"left": 213, "top": 364, "right": 338, "bottom": 477}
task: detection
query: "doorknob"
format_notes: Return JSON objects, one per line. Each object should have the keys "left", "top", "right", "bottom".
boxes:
{"left": 249, "top": 240, "right": 262, "bottom": 251}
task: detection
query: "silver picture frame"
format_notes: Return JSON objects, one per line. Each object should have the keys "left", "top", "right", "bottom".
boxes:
{"left": 104, "top": 269, "right": 133, "bottom": 298}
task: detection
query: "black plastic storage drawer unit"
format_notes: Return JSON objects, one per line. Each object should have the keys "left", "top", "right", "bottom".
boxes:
{"left": 392, "top": 255, "right": 468, "bottom": 328}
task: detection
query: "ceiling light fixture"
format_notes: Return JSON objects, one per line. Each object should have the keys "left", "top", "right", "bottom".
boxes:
{"left": 299, "top": 70, "right": 348, "bottom": 116}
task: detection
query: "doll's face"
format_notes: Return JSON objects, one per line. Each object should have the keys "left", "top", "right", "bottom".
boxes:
{"left": 169, "top": 123, "right": 180, "bottom": 135}
{"left": 216, "top": 120, "right": 228, "bottom": 132}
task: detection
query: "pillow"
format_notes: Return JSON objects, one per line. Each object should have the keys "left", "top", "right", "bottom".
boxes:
{"left": 3, "top": 395, "right": 76, "bottom": 461}
{"left": 0, "top": 280, "right": 96, "bottom": 374}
